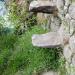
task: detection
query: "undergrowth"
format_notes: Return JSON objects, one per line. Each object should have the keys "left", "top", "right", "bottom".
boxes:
{"left": 0, "top": 26, "right": 62, "bottom": 75}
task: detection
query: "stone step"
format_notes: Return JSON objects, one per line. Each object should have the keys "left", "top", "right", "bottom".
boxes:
{"left": 29, "top": 1, "right": 57, "bottom": 14}
{"left": 32, "top": 32, "right": 62, "bottom": 48}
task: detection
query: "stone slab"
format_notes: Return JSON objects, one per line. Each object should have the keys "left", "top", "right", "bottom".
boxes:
{"left": 32, "top": 32, "right": 62, "bottom": 48}
{"left": 29, "top": 1, "right": 57, "bottom": 14}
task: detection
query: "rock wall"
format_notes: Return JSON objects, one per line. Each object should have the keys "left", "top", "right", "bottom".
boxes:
{"left": 36, "top": 0, "right": 63, "bottom": 31}
{"left": 30, "top": 0, "right": 75, "bottom": 75}
{"left": 37, "top": 0, "right": 56, "bottom": 30}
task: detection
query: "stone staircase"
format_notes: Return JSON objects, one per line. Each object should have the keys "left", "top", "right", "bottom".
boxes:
{"left": 29, "top": 0, "right": 64, "bottom": 48}
{"left": 29, "top": 0, "right": 75, "bottom": 75}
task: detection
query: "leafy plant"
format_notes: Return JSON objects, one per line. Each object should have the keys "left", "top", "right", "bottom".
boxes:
{"left": 8, "top": 1, "right": 37, "bottom": 35}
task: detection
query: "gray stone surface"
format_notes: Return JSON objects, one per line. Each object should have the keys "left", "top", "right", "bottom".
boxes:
{"left": 70, "top": 20, "right": 75, "bottom": 35}
{"left": 32, "top": 32, "right": 62, "bottom": 48}
{"left": 29, "top": 1, "right": 57, "bottom": 14}
{"left": 42, "top": 71, "right": 58, "bottom": 75}
{"left": 58, "top": 24, "right": 70, "bottom": 45}
{"left": 71, "top": 55, "right": 75, "bottom": 67}
{"left": 50, "top": 16, "right": 61, "bottom": 32}
{"left": 63, "top": 45, "right": 72, "bottom": 63}
{"left": 56, "top": 0, "right": 64, "bottom": 10}
{"left": 69, "top": 5, "right": 75, "bottom": 19}
{"left": 69, "top": 36, "right": 75, "bottom": 53}
{"left": 56, "top": 0, "right": 65, "bottom": 17}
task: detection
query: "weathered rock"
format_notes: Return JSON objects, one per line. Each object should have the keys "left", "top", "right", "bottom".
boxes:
{"left": 63, "top": 45, "right": 72, "bottom": 63}
{"left": 56, "top": 0, "right": 65, "bottom": 17}
{"left": 58, "top": 25, "right": 70, "bottom": 45}
{"left": 69, "top": 36, "right": 75, "bottom": 53}
{"left": 71, "top": 54, "right": 75, "bottom": 67}
{"left": 29, "top": 1, "right": 57, "bottom": 14}
{"left": 42, "top": 71, "right": 58, "bottom": 75}
{"left": 56, "top": 0, "right": 64, "bottom": 11}
{"left": 70, "top": 20, "right": 75, "bottom": 35}
{"left": 32, "top": 32, "right": 62, "bottom": 48}
{"left": 65, "top": 0, "right": 72, "bottom": 6}
{"left": 69, "top": 5, "right": 75, "bottom": 19}
{"left": 65, "top": 14, "right": 71, "bottom": 22}
{"left": 64, "top": 0, "right": 72, "bottom": 14}
{"left": 63, "top": 14, "right": 75, "bottom": 36}
{"left": 50, "top": 16, "right": 61, "bottom": 32}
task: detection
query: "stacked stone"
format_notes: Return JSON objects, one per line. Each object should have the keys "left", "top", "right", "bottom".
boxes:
{"left": 54, "top": 0, "right": 75, "bottom": 74}
{"left": 63, "top": 2, "right": 75, "bottom": 75}
{"left": 29, "top": 0, "right": 75, "bottom": 75}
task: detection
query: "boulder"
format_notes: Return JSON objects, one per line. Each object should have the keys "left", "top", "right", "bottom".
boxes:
{"left": 32, "top": 32, "right": 62, "bottom": 48}
{"left": 29, "top": 1, "right": 57, "bottom": 14}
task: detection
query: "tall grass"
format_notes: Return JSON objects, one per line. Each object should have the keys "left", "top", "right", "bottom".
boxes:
{"left": 0, "top": 26, "right": 62, "bottom": 75}
{"left": 0, "top": 33, "right": 18, "bottom": 74}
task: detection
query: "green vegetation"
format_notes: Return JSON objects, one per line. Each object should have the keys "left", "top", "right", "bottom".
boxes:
{"left": 0, "top": 0, "right": 65, "bottom": 75}
{"left": 8, "top": 1, "right": 37, "bottom": 35}
{"left": 0, "top": 25, "right": 62, "bottom": 75}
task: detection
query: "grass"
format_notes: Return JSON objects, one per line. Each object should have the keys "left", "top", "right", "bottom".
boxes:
{"left": 0, "top": 33, "right": 18, "bottom": 74}
{"left": 0, "top": 26, "right": 62, "bottom": 75}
